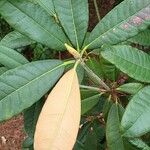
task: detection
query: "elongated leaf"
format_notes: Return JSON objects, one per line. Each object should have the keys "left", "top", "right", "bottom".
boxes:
{"left": 53, "top": 0, "right": 88, "bottom": 49}
{"left": 0, "top": 60, "right": 65, "bottom": 122}
{"left": 0, "top": 0, "right": 68, "bottom": 50}
{"left": 128, "top": 29, "right": 150, "bottom": 46}
{"left": 121, "top": 86, "right": 150, "bottom": 137}
{"left": 77, "top": 122, "right": 91, "bottom": 144}
{"left": 0, "top": 67, "right": 8, "bottom": 75}
{"left": 117, "top": 105, "right": 138, "bottom": 150}
{"left": 81, "top": 94, "right": 101, "bottom": 115}
{"left": 86, "top": 58, "right": 104, "bottom": 79}
{"left": 103, "top": 99, "right": 113, "bottom": 121}
{"left": 86, "top": 56, "right": 118, "bottom": 81}
{"left": 101, "top": 45, "right": 150, "bottom": 83}
{"left": 24, "top": 99, "right": 44, "bottom": 138}
{"left": 129, "top": 138, "right": 150, "bottom": 150}
{"left": 99, "top": 57, "right": 118, "bottom": 81}
{"left": 84, "top": 129, "right": 98, "bottom": 150}
{"left": 117, "top": 102, "right": 149, "bottom": 150}
{"left": 106, "top": 103, "right": 125, "bottom": 150}
{"left": 117, "top": 103, "right": 149, "bottom": 150}
{"left": 81, "top": 89, "right": 99, "bottom": 100}
{"left": 22, "top": 137, "right": 33, "bottom": 149}
{"left": 73, "top": 140, "right": 84, "bottom": 150}
{"left": 34, "top": 0, "right": 55, "bottom": 16}
{"left": 88, "top": 0, "right": 150, "bottom": 49}
{"left": 0, "top": 31, "right": 35, "bottom": 49}
{"left": 34, "top": 69, "right": 81, "bottom": 150}
{"left": 117, "top": 83, "right": 143, "bottom": 95}
{"left": 0, "top": 45, "right": 28, "bottom": 68}
{"left": 76, "top": 65, "right": 84, "bottom": 84}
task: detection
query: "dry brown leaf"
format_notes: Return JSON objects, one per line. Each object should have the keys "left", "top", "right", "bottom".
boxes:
{"left": 34, "top": 68, "right": 81, "bottom": 150}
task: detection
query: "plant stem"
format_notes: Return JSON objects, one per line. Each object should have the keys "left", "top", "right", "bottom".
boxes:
{"left": 80, "top": 61, "right": 110, "bottom": 91}
{"left": 93, "top": 0, "right": 101, "bottom": 21}
{"left": 80, "top": 85, "right": 100, "bottom": 92}
{"left": 63, "top": 60, "right": 75, "bottom": 66}
{"left": 80, "top": 45, "right": 89, "bottom": 57}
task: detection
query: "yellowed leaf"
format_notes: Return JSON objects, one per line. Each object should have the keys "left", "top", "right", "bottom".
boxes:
{"left": 34, "top": 68, "right": 81, "bottom": 150}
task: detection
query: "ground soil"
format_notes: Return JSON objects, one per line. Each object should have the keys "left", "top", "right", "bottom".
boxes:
{"left": 0, "top": 1, "right": 115, "bottom": 149}
{"left": 0, "top": 116, "right": 26, "bottom": 150}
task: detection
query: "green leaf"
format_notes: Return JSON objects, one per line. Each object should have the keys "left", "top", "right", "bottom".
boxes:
{"left": 81, "top": 89, "right": 99, "bottom": 99}
{"left": 0, "top": 31, "right": 35, "bottom": 49}
{"left": 73, "top": 140, "right": 84, "bottom": 150}
{"left": 117, "top": 102, "right": 149, "bottom": 150}
{"left": 106, "top": 103, "right": 125, "bottom": 150}
{"left": 34, "top": 0, "right": 55, "bottom": 16}
{"left": 0, "top": 45, "right": 28, "bottom": 68}
{"left": 81, "top": 94, "right": 101, "bottom": 115}
{"left": 0, "top": 67, "right": 8, "bottom": 75}
{"left": 76, "top": 65, "right": 84, "bottom": 84}
{"left": 101, "top": 45, "right": 150, "bottom": 83}
{"left": 82, "top": 32, "right": 90, "bottom": 48}
{"left": 121, "top": 86, "right": 150, "bottom": 138}
{"left": 88, "top": 0, "right": 150, "bottom": 49}
{"left": 128, "top": 29, "right": 150, "bottom": 46}
{"left": 117, "top": 103, "right": 149, "bottom": 150}
{"left": 77, "top": 122, "right": 91, "bottom": 143}
{"left": 24, "top": 99, "right": 44, "bottom": 138}
{"left": 0, "top": 0, "right": 68, "bottom": 50}
{"left": 99, "top": 56, "right": 118, "bottom": 81}
{"left": 123, "top": 138, "right": 141, "bottom": 150}
{"left": 129, "top": 138, "right": 150, "bottom": 150}
{"left": 0, "top": 60, "right": 65, "bottom": 122}
{"left": 103, "top": 98, "right": 113, "bottom": 121}
{"left": 53, "top": 0, "right": 88, "bottom": 49}
{"left": 84, "top": 129, "right": 98, "bottom": 150}
{"left": 22, "top": 137, "right": 33, "bottom": 149}
{"left": 75, "top": 120, "right": 105, "bottom": 150}
{"left": 86, "top": 58, "right": 104, "bottom": 79}
{"left": 117, "top": 83, "right": 144, "bottom": 95}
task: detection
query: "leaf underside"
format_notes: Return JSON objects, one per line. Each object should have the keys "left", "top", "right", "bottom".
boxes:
{"left": 34, "top": 69, "right": 81, "bottom": 150}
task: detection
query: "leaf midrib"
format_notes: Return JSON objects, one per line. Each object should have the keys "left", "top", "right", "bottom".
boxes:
{"left": 69, "top": 0, "right": 79, "bottom": 50}
{"left": 0, "top": 63, "right": 65, "bottom": 102}
{"left": 36, "top": 0, "right": 55, "bottom": 16}
{"left": 88, "top": 4, "right": 150, "bottom": 47}
{"left": 122, "top": 88, "right": 150, "bottom": 135}
{"left": 124, "top": 109, "right": 150, "bottom": 136}
{"left": 51, "top": 70, "right": 78, "bottom": 147}
{"left": 104, "top": 50, "right": 150, "bottom": 73}
{"left": 7, "top": 0, "right": 65, "bottom": 45}
{"left": 0, "top": 45, "right": 27, "bottom": 65}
